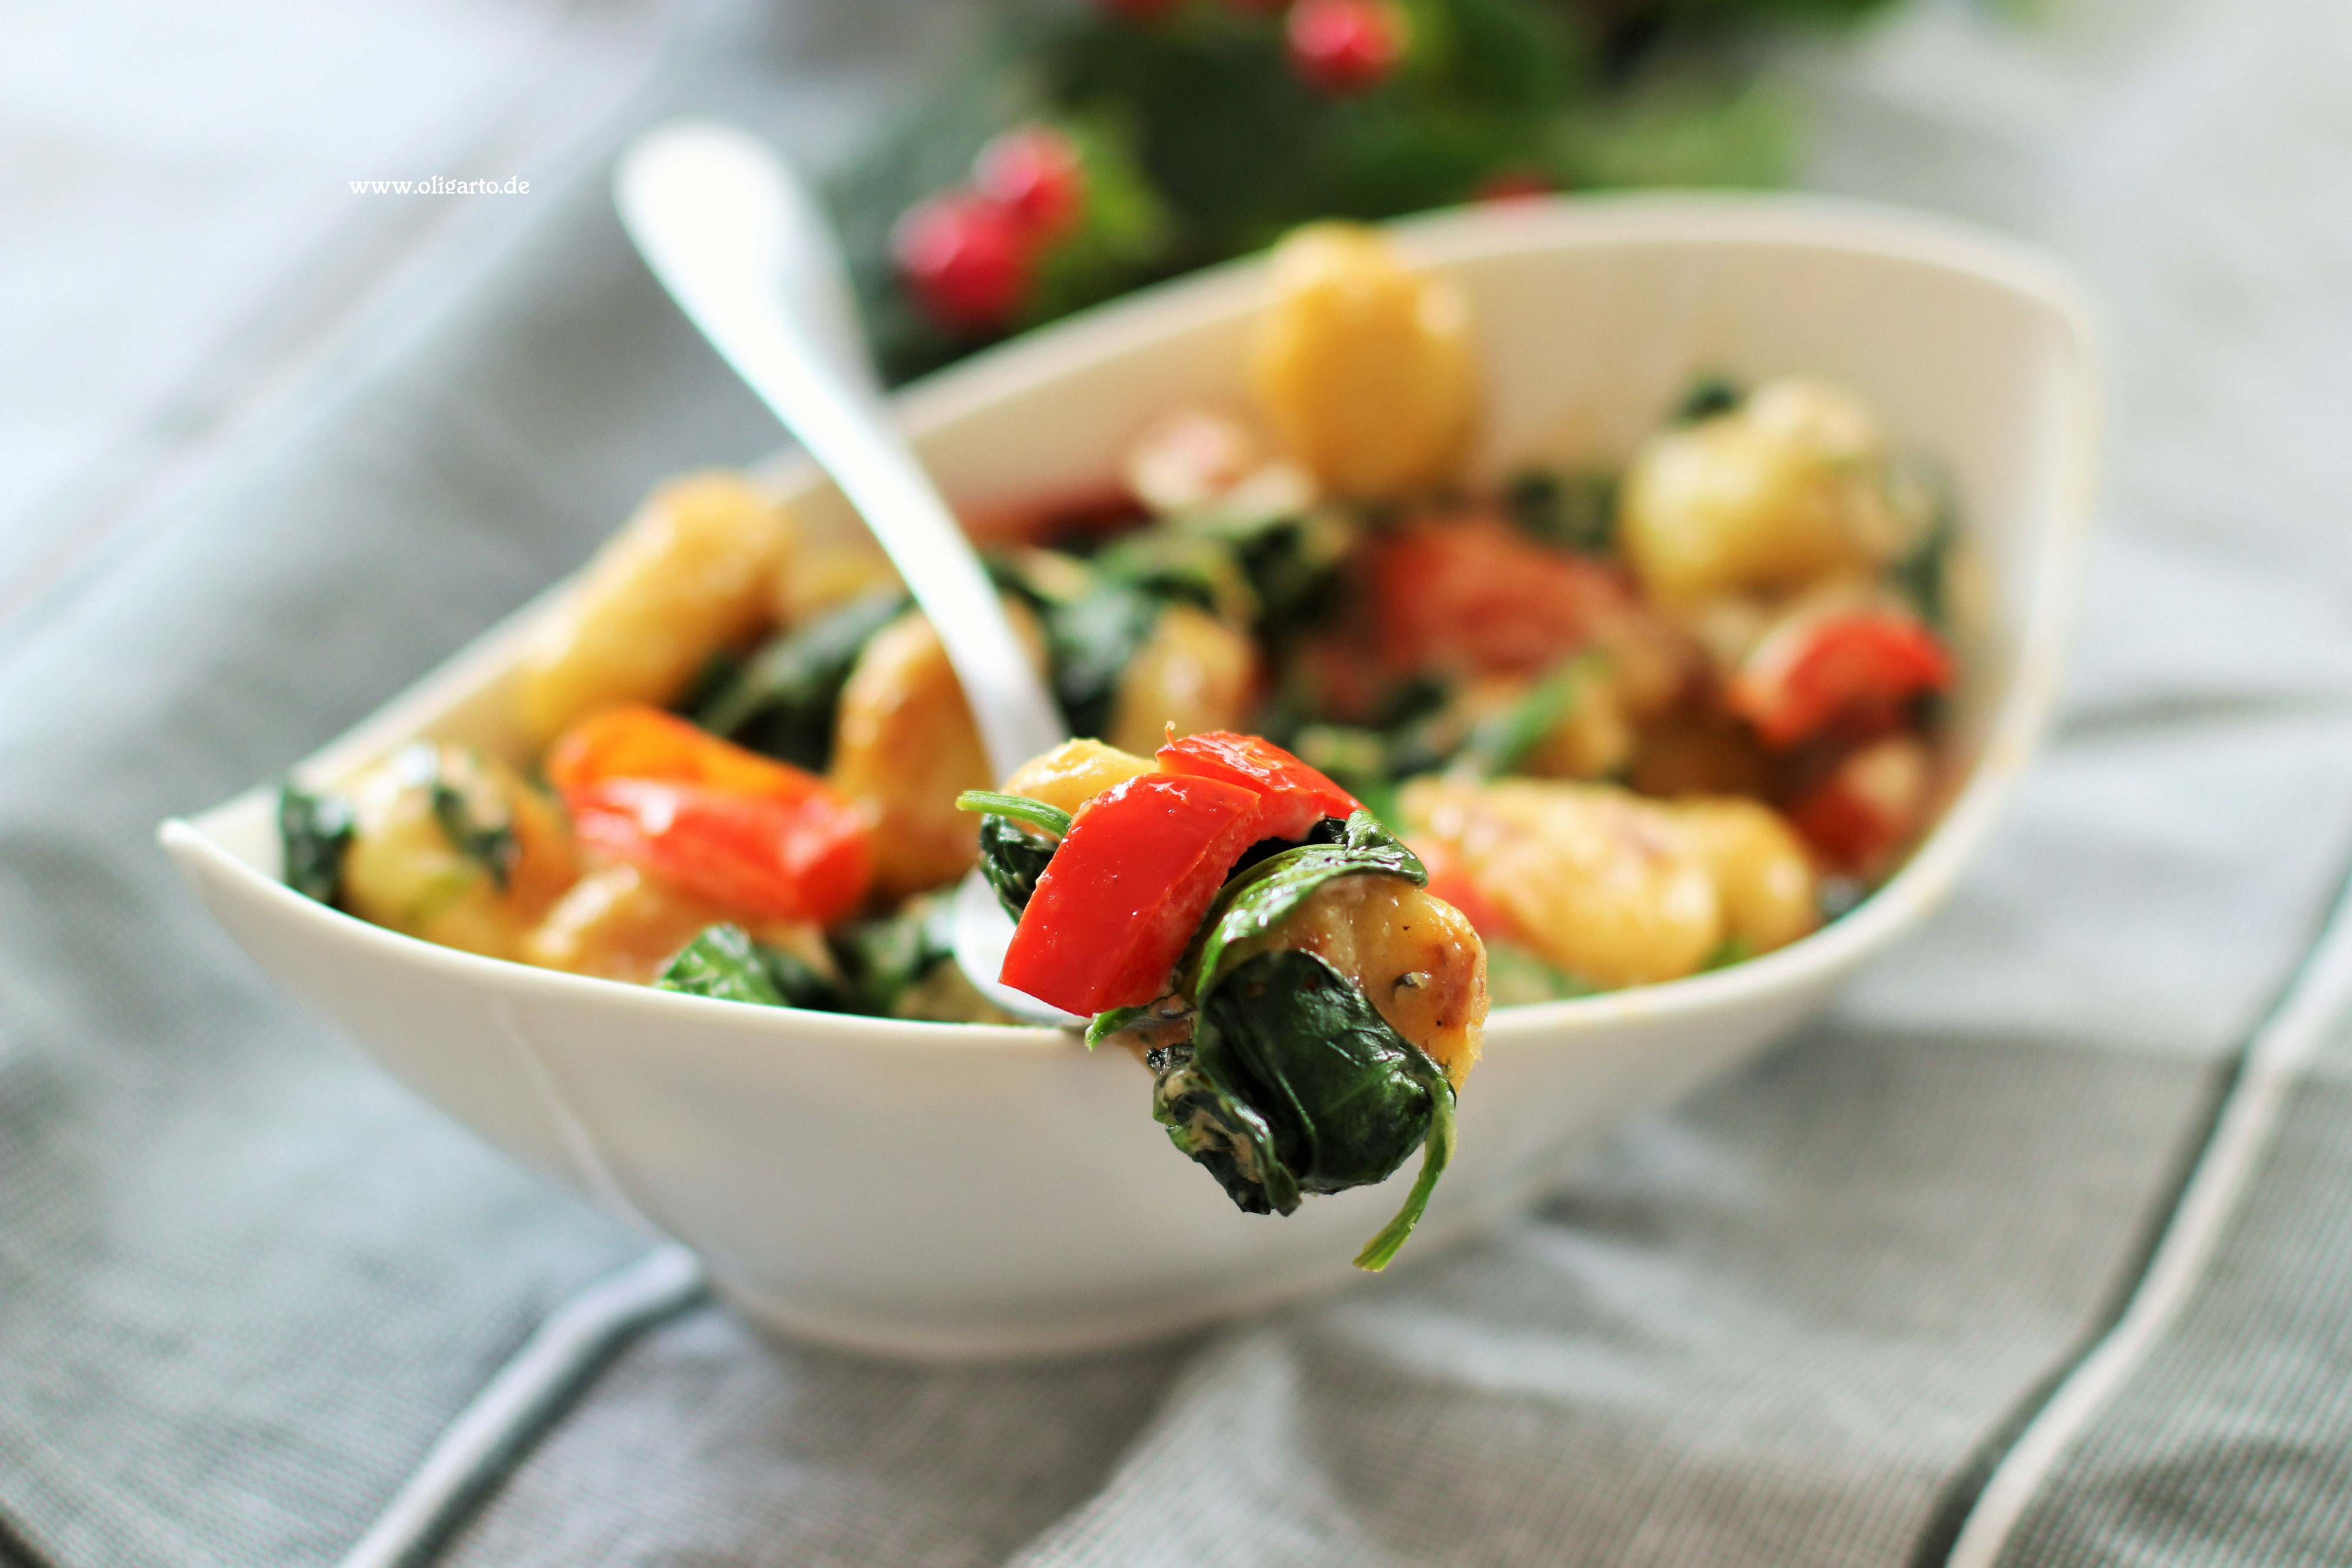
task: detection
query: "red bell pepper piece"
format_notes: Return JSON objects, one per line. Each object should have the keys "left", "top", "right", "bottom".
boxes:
{"left": 1157, "top": 731, "right": 1363, "bottom": 842}
{"left": 565, "top": 778, "right": 872, "bottom": 926}
{"left": 546, "top": 704, "right": 827, "bottom": 801}
{"left": 1729, "top": 610, "right": 1953, "bottom": 750}
{"left": 547, "top": 705, "right": 873, "bottom": 924}
{"left": 999, "top": 773, "right": 1266, "bottom": 1014}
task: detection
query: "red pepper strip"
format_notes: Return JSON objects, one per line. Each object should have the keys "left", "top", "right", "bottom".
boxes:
{"left": 999, "top": 773, "right": 1266, "bottom": 1014}
{"left": 565, "top": 778, "right": 873, "bottom": 926}
{"left": 546, "top": 704, "right": 827, "bottom": 801}
{"left": 1729, "top": 611, "right": 1954, "bottom": 750}
{"left": 1157, "top": 730, "right": 1363, "bottom": 842}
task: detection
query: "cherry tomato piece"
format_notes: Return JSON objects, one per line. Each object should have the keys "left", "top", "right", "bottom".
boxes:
{"left": 1730, "top": 611, "right": 1953, "bottom": 750}
{"left": 565, "top": 778, "right": 873, "bottom": 926}
{"left": 1157, "top": 730, "right": 1363, "bottom": 841}
{"left": 1000, "top": 773, "right": 1266, "bottom": 1014}
{"left": 1365, "top": 511, "right": 1627, "bottom": 677}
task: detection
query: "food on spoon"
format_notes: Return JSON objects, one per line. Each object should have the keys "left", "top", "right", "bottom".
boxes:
{"left": 279, "top": 218, "right": 1963, "bottom": 1268}
{"left": 963, "top": 730, "right": 1485, "bottom": 1269}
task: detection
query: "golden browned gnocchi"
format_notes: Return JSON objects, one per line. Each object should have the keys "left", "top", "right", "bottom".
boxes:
{"left": 999, "top": 738, "right": 1158, "bottom": 818}
{"left": 830, "top": 596, "right": 1048, "bottom": 901}
{"left": 517, "top": 472, "right": 794, "bottom": 744}
{"left": 338, "top": 743, "right": 577, "bottom": 960}
{"left": 1223, "top": 874, "right": 1487, "bottom": 1087}
{"left": 1619, "top": 376, "right": 1901, "bottom": 611}
{"left": 1402, "top": 775, "right": 1720, "bottom": 989}
{"left": 1108, "top": 604, "right": 1261, "bottom": 757}
{"left": 1250, "top": 223, "right": 1476, "bottom": 500}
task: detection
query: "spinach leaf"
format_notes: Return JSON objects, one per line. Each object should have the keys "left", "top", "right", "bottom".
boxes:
{"left": 1043, "top": 584, "right": 1164, "bottom": 740}
{"left": 1087, "top": 1004, "right": 1150, "bottom": 1049}
{"left": 1673, "top": 373, "right": 1743, "bottom": 424}
{"left": 1192, "top": 811, "right": 1426, "bottom": 1008}
{"left": 657, "top": 925, "right": 785, "bottom": 1006}
{"left": 1151, "top": 948, "right": 1454, "bottom": 1268}
{"left": 956, "top": 791, "right": 1071, "bottom": 917}
{"left": 1456, "top": 661, "right": 1598, "bottom": 778}
{"left": 694, "top": 590, "right": 906, "bottom": 770}
{"left": 1504, "top": 469, "right": 1618, "bottom": 555}
{"left": 977, "top": 817, "right": 1057, "bottom": 917}
{"left": 1702, "top": 934, "right": 1755, "bottom": 971}
{"left": 422, "top": 748, "right": 519, "bottom": 892}
{"left": 829, "top": 897, "right": 959, "bottom": 1017}
{"left": 1091, "top": 528, "right": 1256, "bottom": 626}
{"left": 1888, "top": 460, "right": 1960, "bottom": 633}
{"left": 278, "top": 783, "right": 355, "bottom": 905}
{"left": 1222, "top": 510, "right": 1350, "bottom": 634}
{"left": 953, "top": 790, "right": 1073, "bottom": 838}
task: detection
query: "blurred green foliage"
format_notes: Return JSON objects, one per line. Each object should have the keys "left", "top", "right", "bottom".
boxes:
{"left": 826, "top": 0, "right": 1899, "bottom": 381}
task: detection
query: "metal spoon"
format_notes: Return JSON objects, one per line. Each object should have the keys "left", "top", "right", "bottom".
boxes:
{"left": 614, "top": 119, "right": 1078, "bottom": 1025}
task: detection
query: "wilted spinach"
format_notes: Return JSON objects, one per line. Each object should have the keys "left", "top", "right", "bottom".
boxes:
{"left": 1043, "top": 584, "right": 1165, "bottom": 740}
{"left": 956, "top": 791, "right": 1072, "bottom": 917}
{"left": 1131, "top": 810, "right": 1454, "bottom": 1268}
{"left": 657, "top": 924, "right": 848, "bottom": 1010}
{"left": 693, "top": 590, "right": 906, "bottom": 770}
{"left": 278, "top": 783, "right": 355, "bottom": 905}
{"left": 422, "top": 748, "right": 519, "bottom": 892}
{"left": 828, "top": 897, "right": 961, "bottom": 1017}
{"left": 1504, "top": 469, "right": 1618, "bottom": 555}
{"left": 1150, "top": 948, "right": 1455, "bottom": 1270}
{"left": 1190, "top": 810, "right": 1426, "bottom": 1003}
{"left": 1889, "top": 460, "right": 1960, "bottom": 633}
{"left": 1673, "top": 373, "right": 1743, "bottom": 424}
{"left": 657, "top": 925, "right": 786, "bottom": 1005}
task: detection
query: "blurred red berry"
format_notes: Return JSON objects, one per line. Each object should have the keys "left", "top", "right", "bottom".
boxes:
{"left": 1287, "top": 0, "right": 1405, "bottom": 94}
{"left": 1474, "top": 169, "right": 1553, "bottom": 203}
{"left": 975, "top": 125, "right": 1086, "bottom": 242}
{"left": 891, "top": 191, "right": 1031, "bottom": 335}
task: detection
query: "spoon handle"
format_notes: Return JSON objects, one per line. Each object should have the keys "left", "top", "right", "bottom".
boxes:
{"left": 616, "top": 122, "right": 1068, "bottom": 781}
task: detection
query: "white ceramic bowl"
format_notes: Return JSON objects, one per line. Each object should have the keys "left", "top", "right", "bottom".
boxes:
{"left": 163, "top": 195, "right": 2097, "bottom": 1359}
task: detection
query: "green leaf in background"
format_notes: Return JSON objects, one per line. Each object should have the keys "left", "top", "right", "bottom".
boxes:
{"left": 1043, "top": 584, "right": 1167, "bottom": 740}
{"left": 278, "top": 783, "right": 355, "bottom": 906}
{"left": 422, "top": 748, "right": 519, "bottom": 894}
{"left": 656, "top": 925, "right": 786, "bottom": 1007}
{"left": 1504, "top": 468, "right": 1617, "bottom": 554}
{"left": 828, "top": 895, "right": 964, "bottom": 1018}
{"left": 1484, "top": 941, "right": 1597, "bottom": 1005}
{"left": 694, "top": 590, "right": 908, "bottom": 771}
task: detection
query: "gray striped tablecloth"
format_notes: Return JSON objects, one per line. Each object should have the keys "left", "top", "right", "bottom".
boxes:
{"left": 9, "top": 0, "right": 2352, "bottom": 1563}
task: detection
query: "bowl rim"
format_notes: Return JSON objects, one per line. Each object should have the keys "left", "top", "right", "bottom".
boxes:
{"left": 162, "top": 190, "right": 2101, "bottom": 1058}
